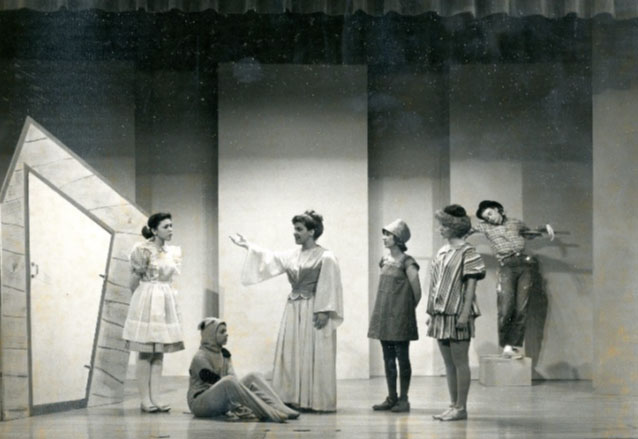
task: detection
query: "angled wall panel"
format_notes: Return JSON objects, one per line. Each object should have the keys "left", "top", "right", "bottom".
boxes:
{"left": 0, "top": 118, "right": 147, "bottom": 420}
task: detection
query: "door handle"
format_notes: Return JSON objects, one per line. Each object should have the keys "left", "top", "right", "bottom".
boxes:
{"left": 30, "top": 262, "right": 39, "bottom": 279}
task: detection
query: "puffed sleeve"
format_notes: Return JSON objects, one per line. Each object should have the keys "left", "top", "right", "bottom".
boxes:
{"left": 403, "top": 255, "right": 420, "bottom": 272}
{"left": 129, "top": 243, "right": 151, "bottom": 276}
{"left": 168, "top": 245, "right": 182, "bottom": 275}
{"left": 313, "top": 250, "right": 344, "bottom": 331}
{"left": 240, "top": 244, "right": 290, "bottom": 285}
{"left": 462, "top": 246, "right": 486, "bottom": 281}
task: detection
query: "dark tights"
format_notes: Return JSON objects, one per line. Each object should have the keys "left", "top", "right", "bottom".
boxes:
{"left": 380, "top": 341, "right": 411, "bottom": 401}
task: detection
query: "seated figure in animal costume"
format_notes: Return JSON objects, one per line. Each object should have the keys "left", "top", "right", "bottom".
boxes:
{"left": 187, "top": 318, "right": 300, "bottom": 422}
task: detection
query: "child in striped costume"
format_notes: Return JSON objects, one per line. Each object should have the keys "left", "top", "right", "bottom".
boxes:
{"left": 427, "top": 205, "right": 486, "bottom": 421}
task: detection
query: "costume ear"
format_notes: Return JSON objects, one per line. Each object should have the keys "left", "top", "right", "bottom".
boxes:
{"left": 198, "top": 321, "right": 206, "bottom": 330}
{"left": 222, "top": 348, "right": 232, "bottom": 358}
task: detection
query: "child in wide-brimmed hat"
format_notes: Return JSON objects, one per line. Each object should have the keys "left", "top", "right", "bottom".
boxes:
{"left": 368, "top": 219, "right": 422, "bottom": 413}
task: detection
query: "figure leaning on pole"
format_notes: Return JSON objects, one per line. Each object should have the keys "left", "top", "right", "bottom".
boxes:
{"left": 468, "top": 200, "right": 555, "bottom": 359}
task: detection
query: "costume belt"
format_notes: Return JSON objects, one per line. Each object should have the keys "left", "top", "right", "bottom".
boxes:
{"left": 288, "top": 289, "right": 315, "bottom": 301}
{"left": 499, "top": 252, "right": 536, "bottom": 266}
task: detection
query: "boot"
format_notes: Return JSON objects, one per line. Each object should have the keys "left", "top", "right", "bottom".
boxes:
{"left": 372, "top": 395, "right": 397, "bottom": 411}
{"left": 390, "top": 397, "right": 410, "bottom": 413}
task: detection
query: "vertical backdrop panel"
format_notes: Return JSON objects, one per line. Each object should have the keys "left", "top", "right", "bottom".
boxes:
{"left": 218, "top": 64, "right": 369, "bottom": 379}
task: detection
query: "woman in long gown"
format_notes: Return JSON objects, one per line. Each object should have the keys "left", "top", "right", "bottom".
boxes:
{"left": 122, "top": 212, "right": 184, "bottom": 412}
{"left": 229, "top": 210, "right": 344, "bottom": 412}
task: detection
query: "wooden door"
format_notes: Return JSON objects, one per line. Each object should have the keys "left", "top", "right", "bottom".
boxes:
{"left": 27, "top": 172, "right": 112, "bottom": 414}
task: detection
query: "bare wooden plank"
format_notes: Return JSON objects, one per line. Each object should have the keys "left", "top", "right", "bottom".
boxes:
{"left": 107, "top": 257, "right": 131, "bottom": 288}
{"left": 92, "top": 204, "right": 146, "bottom": 235}
{"left": 30, "top": 156, "right": 93, "bottom": 190}
{"left": 1, "top": 288, "right": 27, "bottom": 317}
{"left": 3, "top": 170, "right": 24, "bottom": 202}
{"left": 60, "top": 175, "right": 127, "bottom": 212}
{"left": 21, "top": 137, "right": 73, "bottom": 169}
{"left": 87, "top": 392, "right": 122, "bottom": 407}
{"left": 1, "top": 348, "right": 28, "bottom": 376}
{"left": 25, "top": 124, "right": 48, "bottom": 142}
{"left": 111, "top": 233, "right": 143, "bottom": 261}
{"left": 0, "top": 316, "right": 28, "bottom": 349}
{"left": 95, "top": 328, "right": 129, "bottom": 352}
{"left": 2, "top": 224, "right": 26, "bottom": 254}
{"left": 1, "top": 407, "right": 28, "bottom": 421}
{"left": 101, "top": 301, "right": 129, "bottom": 326}
{"left": 11, "top": 157, "right": 24, "bottom": 173}
{"left": 96, "top": 319, "right": 126, "bottom": 346}
{"left": 90, "top": 346, "right": 129, "bottom": 403}
{"left": 1, "top": 376, "right": 29, "bottom": 414}
{"left": 103, "top": 282, "right": 131, "bottom": 305}
{"left": 94, "top": 347, "right": 129, "bottom": 379}
{"left": 88, "top": 368, "right": 125, "bottom": 404}
{"left": 1, "top": 252, "right": 26, "bottom": 292}
{"left": 1, "top": 198, "right": 25, "bottom": 226}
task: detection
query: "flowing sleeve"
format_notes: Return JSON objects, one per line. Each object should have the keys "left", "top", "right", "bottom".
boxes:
{"left": 462, "top": 246, "right": 486, "bottom": 281}
{"left": 129, "top": 243, "right": 150, "bottom": 276}
{"left": 240, "top": 244, "right": 289, "bottom": 285}
{"left": 313, "top": 250, "right": 344, "bottom": 330}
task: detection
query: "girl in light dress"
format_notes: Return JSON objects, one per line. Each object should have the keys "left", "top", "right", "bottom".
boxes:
{"left": 122, "top": 212, "right": 184, "bottom": 413}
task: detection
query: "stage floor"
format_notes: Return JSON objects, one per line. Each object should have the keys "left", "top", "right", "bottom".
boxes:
{"left": 1, "top": 377, "right": 636, "bottom": 439}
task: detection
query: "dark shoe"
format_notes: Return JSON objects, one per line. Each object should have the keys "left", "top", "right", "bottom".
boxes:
{"left": 390, "top": 399, "right": 410, "bottom": 413}
{"left": 372, "top": 396, "right": 397, "bottom": 411}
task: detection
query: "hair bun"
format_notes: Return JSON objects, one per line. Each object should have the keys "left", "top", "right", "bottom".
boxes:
{"left": 141, "top": 225, "right": 153, "bottom": 239}
{"left": 444, "top": 204, "right": 467, "bottom": 218}
{"left": 305, "top": 210, "right": 323, "bottom": 223}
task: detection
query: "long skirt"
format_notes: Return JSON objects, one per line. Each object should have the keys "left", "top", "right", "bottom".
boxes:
{"left": 272, "top": 296, "right": 337, "bottom": 411}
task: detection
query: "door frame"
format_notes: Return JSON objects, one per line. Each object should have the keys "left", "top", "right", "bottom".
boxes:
{"left": 24, "top": 166, "right": 115, "bottom": 415}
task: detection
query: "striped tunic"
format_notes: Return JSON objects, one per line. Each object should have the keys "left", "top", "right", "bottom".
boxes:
{"left": 426, "top": 242, "right": 486, "bottom": 340}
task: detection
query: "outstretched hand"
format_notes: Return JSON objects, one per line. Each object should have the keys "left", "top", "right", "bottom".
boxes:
{"left": 229, "top": 233, "right": 248, "bottom": 249}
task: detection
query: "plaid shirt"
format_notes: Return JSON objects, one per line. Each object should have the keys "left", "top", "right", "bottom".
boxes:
{"left": 472, "top": 217, "right": 530, "bottom": 261}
